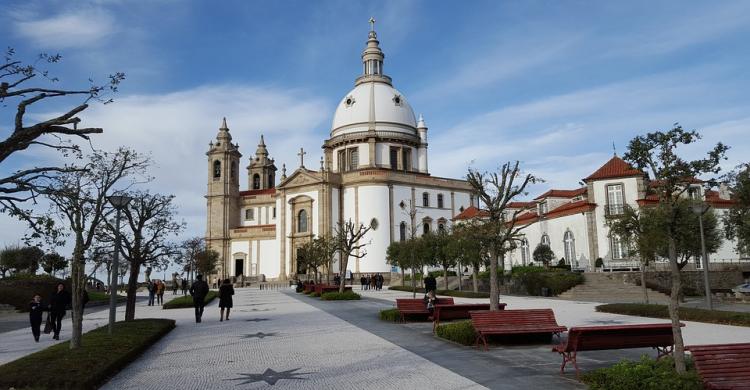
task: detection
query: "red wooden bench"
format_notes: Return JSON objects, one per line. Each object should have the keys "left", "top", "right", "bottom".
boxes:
{"left": 470, "top": 309, "right": 567, "bottom": 351}
{"left": 686, "top": 343, "right": 750, "bottom": 390}
{"left": 552, "top": 323, "right": 682, "bottom": 376}
{"left": 303, "top": 283, "right": 316, "bottom": 293}
{"left": 431, "top": 303, "right": 502, "bottom": 332}
{"left": 395, "top": 298, "right": 454, "bottom": 322}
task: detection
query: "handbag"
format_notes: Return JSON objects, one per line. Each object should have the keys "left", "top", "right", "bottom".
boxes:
{"left": 43, "top": 312, "right": 52, "bottom": 334}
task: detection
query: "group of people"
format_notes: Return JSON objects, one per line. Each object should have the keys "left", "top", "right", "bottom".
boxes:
{"left": 186, "top": 275, "right": 235, "bottom": 323}
{"left": 146, "top": 279, "right": 167, "bottom": 306}
{"left": 359, "top": 273, "right": 384, "bottom": 290}
{"left": 28, "top": 283, "right": 90, "bottom": 342}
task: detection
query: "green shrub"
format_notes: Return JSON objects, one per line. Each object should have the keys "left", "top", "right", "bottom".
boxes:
{"left": 596, "top": 303, "right": 750, "bottom": 327}
{"left": 162, "top": 290, "right": 217, "bottom": 309}
{"left": 513, "top": 270, "right": 584, "bottom": 296}
{"left": 435, "top": 320, "right": 476, "bottom": 346}
{"left": 402, "top": 273, "right": 423, "bottom": 281}
{"left": 309, "top": 292, "right": 321, "bottom": 297}
{"left": 320, "top": 291, "right": 361, "bottom": 300}
{"left": 379, "top": 308, "right": 400, "bottom": 322}
{"left": 387, "top": 285, "right": 490, "bottom": 298}
{"left": 427, "top": 270, "right": 456, "bottom": 278}
{"left": 582, "top": 356, "right": 701, "bottom": 390}
{"left": 0, "top": 275, "right": 70, "bottom": 312}
{"left": 0, "top": 319, "right": 175, "bottom": 390}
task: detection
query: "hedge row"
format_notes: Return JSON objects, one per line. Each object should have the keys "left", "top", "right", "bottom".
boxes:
{"left": 162, "top": 290, "right": 217, "bottom": 309}
{"left": 321, "top": 291, "right": 361, "bottom": 300}
{"left": 435, "top": 320, "right": 476, "bottom": 345}
{"left": 596, "top": 303, "right": 750, "bottom": 327}
{"left": 582, "top": 356, "right": 702, "bottom": 390}
{"left": 387, "top": 285, "right": 490, "bottom": 298}
{"left": 379, "top": 308, "right": 400, "bottom": 322}
{"left": 0, "top": 319, "right": 176, "bottom": 390}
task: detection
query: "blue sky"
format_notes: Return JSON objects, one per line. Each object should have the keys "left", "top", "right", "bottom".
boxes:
{"left": 1, "top": 0, "right": 749, "bottom": 260}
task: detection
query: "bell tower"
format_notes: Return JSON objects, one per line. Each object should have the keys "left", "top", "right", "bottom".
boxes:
{"left": 247, "top": 135, "right": 277, "bottom": 190}
{"left": 205, "top": 117, "right": 241, "bottom": 279}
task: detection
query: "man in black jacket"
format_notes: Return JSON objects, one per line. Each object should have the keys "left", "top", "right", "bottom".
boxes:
{"left": 48, "top": 283, "right": 71, "bottom": 340}
{"left": 189, "top": 274, "right": 209, "bottom": 323}
{"left": 423, "top": 274, "right": 437, "bottom": 294}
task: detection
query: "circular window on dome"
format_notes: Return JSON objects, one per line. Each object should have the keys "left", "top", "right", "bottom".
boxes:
{"left": 345, "top": 95, "right": 355, "bottom": 107}
{"left": 392, "top": 95, "right": 402, "bottom": 106}
{"left": 370, "top": 218, "right": 379, "bottom": 230}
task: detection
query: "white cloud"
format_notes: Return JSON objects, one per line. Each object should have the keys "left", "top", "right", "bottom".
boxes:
{"left": 13, "top": 8, "right": 115, "bottom": 49}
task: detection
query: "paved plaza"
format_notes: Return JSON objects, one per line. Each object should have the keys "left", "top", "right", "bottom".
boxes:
{"left": 2, "top": 287, "right": 750, "bottom": 389}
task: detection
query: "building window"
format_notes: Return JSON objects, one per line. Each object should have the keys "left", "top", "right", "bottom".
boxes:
{"left": 213, "top": 160, "right": 221, "bottom": 178}
{"left": 541, "top": 233, "right": 550, "bottom": 246}
{"left": 349, "top": 148, "right": 359, "bottom": 170}
{"left": 272, "top": 207, "right": 276, "bottom": 219}
{"left": 390, "top": 147, "right": 399, "bottom": 170}
{"left": 245, "top": 208, "right": 254, "bottom": 220}
{"left": 402, "top": 148, "right": 411, "bottom": 171}
{"left": 422, "top": 192, "right": 429, "bottom": 207}
{"left": 564, "top": 230, "right": 575, "bottom": 265}
{"left": 338, "top": 149, "right": 346, "bottom": 172}
{"left": 611, "top": 234, "right": 627, "bottom": 260}
{"left": 423, "top": 222, "right": 430, "bottom": 235}
{"left": 399, "top": 222, "right": 406, "bottom": 241}
{"left": 297, "top": 209, "right": 308, "bottom": 233}
{"left": 521, "top": 238, "right": 530, "bottom": 266}
{"left": 470, "top": 195, "right": 475, "bottom": 207}
{"left": 607, "top": 184, "right": 624, "bottom": 215}
{"left": 253, "top": 174, "right": 260, "bottom": 190}
{"left": 437, "top": 194, "right": 444, "bottom": 209}
{"left": 687, "top": 186, "right": 700, "bottom": 200}
{"left": 438, "top": 223, "right": 445, "bottom": 233}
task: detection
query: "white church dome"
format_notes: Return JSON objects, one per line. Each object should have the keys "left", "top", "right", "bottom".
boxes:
{"left": 331, "top": 82, "right": 417, "bottom": 135}
{"left": 330, "top": 22, "right": 418, "bottom": 138}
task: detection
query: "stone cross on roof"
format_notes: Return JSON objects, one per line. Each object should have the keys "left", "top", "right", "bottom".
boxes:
{"left": 297, "top": 147, "right": 306, "bottom": 168}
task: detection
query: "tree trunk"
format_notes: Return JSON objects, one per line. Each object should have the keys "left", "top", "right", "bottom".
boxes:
{"left": 640, "top": 262, "right": 649, "bottom": 304}
{"left": 443, "top": 266, "right": 449, "bottom": 290}
{"left": 338, "top": 254, "right": 348, "bottom": 293}
{"left": 125, "top": 263, "right": 141, "bottom": 321}
{"left": 667, "top": 235, "right": 686, "bottom": 373}
{"left": 326, "top": 261, "right": 331, "bottom": 285}
{"left": 69, "top": 237, "right": 85, "bottom": 349}
{"left": 472, "top": 265, "right": 479, "bottom": 293}
{"left": 489, "top": 248, "right": 499, "bottom": 311}
{"left": 401, "top": 268, "right": 405, "bottom": 287}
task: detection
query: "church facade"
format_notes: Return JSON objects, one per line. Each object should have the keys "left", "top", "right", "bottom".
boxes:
{"left": 206, "top": 25, "right": 474, "bottom": 281}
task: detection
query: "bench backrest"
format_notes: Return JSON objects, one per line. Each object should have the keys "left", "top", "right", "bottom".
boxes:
{"left": 565, "top": 323, "right": 675, "bottom": 352}
{"left": 470, "top": 309, "right": 560, "bottom": 328}
{"left": 396, "top": 298, "right": 454, "bottom": 311}
{"left": 434, "top": 304, "right": 495, "bottom": 320}
{"left": 686, "top": 343, "right": 750, "bottom": 389}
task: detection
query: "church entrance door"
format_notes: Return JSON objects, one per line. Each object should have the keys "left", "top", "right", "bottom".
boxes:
{"left": 235, "top": 259, "right": 244, "bottom": 277}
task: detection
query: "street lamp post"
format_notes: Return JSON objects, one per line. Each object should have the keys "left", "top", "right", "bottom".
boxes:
{"left": 107, "top": 194, "right": 133, "bottom": 334}
{"left": 691, "top": 202, "right": 713, "bottom": 310}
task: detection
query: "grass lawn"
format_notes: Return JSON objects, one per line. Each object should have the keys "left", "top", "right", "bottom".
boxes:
{"left": 162, "top": 290, "right": 218, "bottom": 309}
{"left": 596, "top": 303, "right": 750, "bottom": 327}
{"left": 0, "top": 319, "right": 175, "bottom": 390}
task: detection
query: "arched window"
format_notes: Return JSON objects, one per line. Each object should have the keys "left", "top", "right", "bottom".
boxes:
{"left": 268, "top": 174, "right": 274, "bottom": 189}
{"left": 521, "top": 238, "right": 530, "bottom": 265}
{"left": 297, "top": 209, "right": 308, "bottom": 233}
{"left": 423, "top": 222, "right": 430, "bottom": 235}
{"left": 541, "top": 233, "right": 550, "bottom": 246}
{"left": 399, "top": 222, "right": 406, "bottom": 241}
{"left": 437, "top": 194, "right": 444, "bottom": 208}
{"left": 564, "top": 231, "right": 575, "bottom": 265}
{"left": 213, "top": 160, "right": 221, "bottom": 178}
{"left": 253, "top": 174, "right": 261, "bottom": 190}
{"left": 422, "top": 192, "right": 429, "bottom": 207}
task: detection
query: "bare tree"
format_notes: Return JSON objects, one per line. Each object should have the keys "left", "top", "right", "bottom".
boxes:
{"left": 334, "top": 219, "right": 372, "bottom": 293}
{"left": 42, "top": 148, "right": 149, "bottom": 349}
{"left": 176, "top": 237, "right": 204, "bottom": 284}
{"left": 0, "top": 48, "right": 124, "bottom": 234}
{"left": 623, "top": 125, "right": 728, "bottom": 373}
{"left": 467, "top": 162, "right": 539, "bottom": 311}
{"left": 98, "top": 191, "right": 184, "bottom": 321}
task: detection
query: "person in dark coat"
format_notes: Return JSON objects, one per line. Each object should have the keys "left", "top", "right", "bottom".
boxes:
{"left": 189, "top": 274, "right": 209, "bottom": 323}
{"left": 29, "top": 294, "right": 45, "bottom": 342}
{"left": 147, "top": 280, "right": 156, "bottom": 306}
{"left": 219, "top": 279, "right": 234, "bottom": 322}
{"left": 181, "top": 278, "right": 188, "bottom": 295}
{"left": 48, "top": 283, "right": 70, "bottom": 340}
{"left": 424, "top": 274, "right": 437, "bottom": 294}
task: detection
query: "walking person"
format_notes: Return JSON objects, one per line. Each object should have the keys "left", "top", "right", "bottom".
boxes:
{"left": 181, "top": 278, "right": 188, "bottom": 295}
{"left": 172, "top": 275, "right": 179, "bottom": 295}
{"left": 147, "top": 280, "right": 156, "bottom": 306}
{"left": 360, "top": 275, "right": 366, "bottom": 290}
{"left": 190, "top": 274, "right": 209, "bottom": 323}
{"left": 156, "top": 280, "right": 165, "bottom": 305}
{"left": 219, "top": 279, "right": 234, "bottom": 322}
{"left": 29, "top": 294, "right": 45, "bottom": 342}
{"left": 48, "top": 283, "right": 70, "bottom": 340}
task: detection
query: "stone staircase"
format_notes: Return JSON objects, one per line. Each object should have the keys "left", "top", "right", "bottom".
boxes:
{"left": 558, "top": 272, "right": 671, "bottom": 304}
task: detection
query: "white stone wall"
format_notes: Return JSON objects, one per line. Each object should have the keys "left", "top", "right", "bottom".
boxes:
{"left": 259, "top": 239, "right": 279, "bottom": 278}
{"left": 351, "top": 185, "right": 391, "bottom": 273}
{"left": 241, "top": 204, "right": 276, "bottom": 226}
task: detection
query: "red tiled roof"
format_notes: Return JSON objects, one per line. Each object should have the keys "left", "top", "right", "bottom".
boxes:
{"left": 533, "top": 187, "right": 587, "bottom": 200}
{"left": 546, "top": 200, "right": 596, "bottom": 218}
{"left": 239, "top": 188, "right": 276, "bottom": 197}
{"left": 452, "top": 206, "right": 489, "bottom": 221}
{"left": 584, "top": 156, "right": 644, "bottom": 182}
{"left": 507, "top": 201, "right": 535, "bottom": 209}
{"left": 705, "top": 190, "right": 735, "bottom": 208}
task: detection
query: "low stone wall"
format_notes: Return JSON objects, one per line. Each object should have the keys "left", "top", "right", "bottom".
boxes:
{"left": 618, "top": 270, "right": 744, "bottom": 295}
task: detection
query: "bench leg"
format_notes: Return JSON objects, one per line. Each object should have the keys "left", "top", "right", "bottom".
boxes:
{"left": 475, "top": 333, "right": 489, "bottom": 351}
{"left": 655, "top": 346, "right": 673, "bottom": 359}
{"left": 432, "top": 320, "right": 437, "bottom": 333}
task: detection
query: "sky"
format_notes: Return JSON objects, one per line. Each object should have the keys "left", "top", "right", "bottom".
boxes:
{"left": 1, "top": 0, "right": 749, "bottom": 274}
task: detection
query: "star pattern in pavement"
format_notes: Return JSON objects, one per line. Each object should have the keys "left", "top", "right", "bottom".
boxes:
{"left": 244, "top": 318, "right": 269, "bottom": 322}
{"left": 240, "top": 332, "right": 277, "bottom": 339}
{"left": 226, "top": 368, "right": 311, "bottom": 386}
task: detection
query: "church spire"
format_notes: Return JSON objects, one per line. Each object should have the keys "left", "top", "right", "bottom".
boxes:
{"left": 255, "top": 134, "right": 268, "bottom": 158}
{"left": 214, "top": 116, "right": 233, "bottom": 145}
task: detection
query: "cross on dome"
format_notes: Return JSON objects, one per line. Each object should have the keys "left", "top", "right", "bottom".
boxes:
{"left": 369, "top": 17, "right": 375, "bottom": 31}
